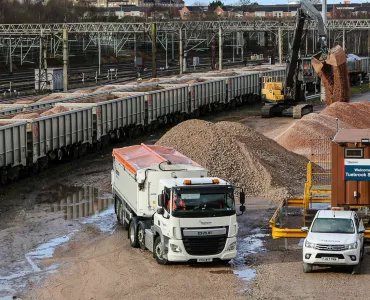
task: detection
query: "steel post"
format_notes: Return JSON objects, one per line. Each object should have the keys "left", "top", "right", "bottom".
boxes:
{"left": 179, "top": 29, "right": 183, "bottom": 74}
{"left": 63, "top": 28, "right": 68, "bottom": 92}
{"left": 9, "top": 39, "right": 12, "bottom": 74}
{"left": 171, "top": 31, "right": 174, "bottom": 61}
{"left": 278, "top": 27, "right": 283, "bottom": 65}
{"left": 219, "top": 27, "right": 223, "bottom": 70}
{"left": 98, "top": 33, "right": 101, "bottom": 76}
{"left": 152, "top": 23, "right": 157, "bottom": 78}
{"left": 39, "top": 36, "right": 42, "bottom": 91}
{"left": 342, "top": 29, "right": 345, "bottom": 51}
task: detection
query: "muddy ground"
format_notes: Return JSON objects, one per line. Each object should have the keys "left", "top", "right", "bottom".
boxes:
{"left": 1, "top": 104, "right": 369, "bottom": 300}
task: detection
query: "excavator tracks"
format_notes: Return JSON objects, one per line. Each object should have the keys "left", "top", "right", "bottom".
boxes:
{"left": 292, "top": 104, "right": 313, "bottom": 119}
{"left": 261, "top": 104, "right": 283, "bottom": 118}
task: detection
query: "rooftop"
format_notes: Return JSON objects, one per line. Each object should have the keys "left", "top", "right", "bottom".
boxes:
{"left": 316, "top": 210, "right": 354, "bottom": 219}
{"left": 333, "top": 129, "right": 370, "bottom": 143}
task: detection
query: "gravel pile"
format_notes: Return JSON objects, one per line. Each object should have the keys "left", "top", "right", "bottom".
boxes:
{"left": 12, "top": 112, "right": 41, "bottom": 119}
{"left": 321, "top": 102, "right": 370, "bottom": 128}
{"left": 276, "top": 102, "right": 370, "bottom": 157}
{"left": 276, "top": 113, "right": 354, "bottom": 158}
{"left": 71, "top": 94, "right": 118, "bottom": 103}
{"left": 40, "top": 106, "right": 69, "bottom": 117}
{"left": 156, "top": 120, "right": 308, "bottom": 202}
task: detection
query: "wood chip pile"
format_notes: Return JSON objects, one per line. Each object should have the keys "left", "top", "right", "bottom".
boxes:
{"left": 276, "top": 102, "right": 370, "bottom": 158}
{"left": 156, "top": 120, "right": 308, "bottom": 202}
{"left": 14, "top": 99, "right": 37, "bottom": 104}
{"left": 37, "top": 93, "right": 75, "bottom": 102}
{"left": 129, "top": 86, "right": 165, "bottom": 92}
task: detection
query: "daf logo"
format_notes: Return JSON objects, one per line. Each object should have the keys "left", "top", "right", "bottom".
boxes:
{"left": 198, "top": 231, "right": 212, "bottom": 236}
{"left": 199, "top": 220, "right": 212, "bottom": 225}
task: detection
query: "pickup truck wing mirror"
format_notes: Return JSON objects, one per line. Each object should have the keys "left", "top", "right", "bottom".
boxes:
{"left": 359, "top": 228, "right": 365, "bottom": 234}
{"left": 301, "top": 227, "right": 309, "bottom": 232}
{"left": 158, "top": 194, "right": 165, "bottom": 207}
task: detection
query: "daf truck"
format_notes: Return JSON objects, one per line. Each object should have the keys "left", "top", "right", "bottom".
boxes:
{"left": 111, "top": 143, "right": 245, "bottom": 264}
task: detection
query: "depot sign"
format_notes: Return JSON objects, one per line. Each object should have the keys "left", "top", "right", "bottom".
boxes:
{"left": 344, "top": 159, "right": 370, "bottom": 181}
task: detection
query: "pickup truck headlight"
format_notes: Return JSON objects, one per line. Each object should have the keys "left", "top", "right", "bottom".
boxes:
{"left": 305, "top": 240, "right": 315, "bottom": 248}
{"left": 345, "top": 242, "right": 357, "bottom": 250}
{"left": 227, "top": 241, "right": 237, "bottom": 251}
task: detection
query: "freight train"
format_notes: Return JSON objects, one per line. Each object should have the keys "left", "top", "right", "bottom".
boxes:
{"left": 301, "top": 55, "right": 370, "bottom": 89}
{"left": 0, "top": 66, "right": 285, "bottom": 184}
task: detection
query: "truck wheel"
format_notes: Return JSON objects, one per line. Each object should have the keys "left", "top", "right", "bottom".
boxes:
{"left": 352, "top": 263, "right": 361, "bottom": 275}
{"left": 154, "top": 236, "right": 169, "bottom": 265}
{"left": 137, "top": 223, "right": 146, "bottom": 250}
{"left": 303, "top": 263, "right": 313, "bottom": 273}
{"left": 129, "top": 221, "right": 139, "bottom": 248}
{"left": 116, "top": 200, "right": 122, "bottom": 223}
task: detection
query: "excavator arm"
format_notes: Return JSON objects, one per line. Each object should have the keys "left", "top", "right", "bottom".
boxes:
{"left": 284, "top": 0, "right": 328, "bottom": 99}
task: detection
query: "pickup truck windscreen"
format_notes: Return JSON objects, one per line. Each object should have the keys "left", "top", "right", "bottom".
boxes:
{"left": 311, "top": 218, "right": 355, "bottom": 234}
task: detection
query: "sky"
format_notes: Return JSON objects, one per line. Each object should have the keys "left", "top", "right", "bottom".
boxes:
{"left": 185, "top": 0, "right": 368, "bottom": 5}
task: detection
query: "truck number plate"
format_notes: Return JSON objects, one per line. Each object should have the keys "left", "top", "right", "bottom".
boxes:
{"left": 322, "top": 257, "right": 338, "bottom": 261}
{"left": 197, "top": 258, "right": 213, "bottom": 263}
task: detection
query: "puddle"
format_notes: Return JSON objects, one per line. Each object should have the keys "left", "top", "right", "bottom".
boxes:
{"left": 47, "top": 185, "right": 114, "bottom": 221}
{"left": 233, "top": 228, "right": 269, "bottom": 289}
{"left": 0, "top": 232, "right": 76, "bottom": 299}
{"left": 0, "top": 185, "right": 115, "bottom": 299}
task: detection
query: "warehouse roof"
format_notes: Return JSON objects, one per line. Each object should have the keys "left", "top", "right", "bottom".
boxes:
{"left": 333, "top": 129, "right": 370, "bottom": 143}
{"left": 113, "top": 143, "right": 200, "bottom": 174}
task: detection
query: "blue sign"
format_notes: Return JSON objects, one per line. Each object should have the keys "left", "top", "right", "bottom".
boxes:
{"left": 344, "top": 159, "right": 370, "bottom": 181}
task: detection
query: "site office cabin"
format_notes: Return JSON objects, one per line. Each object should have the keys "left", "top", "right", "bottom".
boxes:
{"left": 332, "top": 129, "right": 370, "bottom": 207}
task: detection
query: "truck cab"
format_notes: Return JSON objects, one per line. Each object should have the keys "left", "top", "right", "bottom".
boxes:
{"left": 302, "top": 210, "right": 365, "bottom": 274}
{"left": 152, "top": 178, "right": 238, "bottom": 264}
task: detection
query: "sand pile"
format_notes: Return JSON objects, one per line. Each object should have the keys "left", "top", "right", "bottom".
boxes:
{"left": 40, "top": 106, "right": 69, "bottom": 117}
{"left": 12, "top": 112, "right": 40, "bottom": 119}
{"left": 156, "top": 120, "right": 308, "bottom": 202}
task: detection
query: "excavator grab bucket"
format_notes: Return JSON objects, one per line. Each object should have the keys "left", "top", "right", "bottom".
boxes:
{"left": 311, "top": 45, "right": 347, "bottom": 74}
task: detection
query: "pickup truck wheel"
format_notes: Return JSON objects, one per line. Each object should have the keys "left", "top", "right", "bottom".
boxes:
{"left": 137, "top": 223, "right": 146, "bottom": 250}
{"left": 154, "top": 236, "right": 169, "bottom": 265}
{"left": 129, "top": 221, "right": 139, "bottom": 248}
{"left": 303, "top": 263, "right": 313, "bottom": 273}
{"left": 352, "top": 263, "right": 362, "bottom": 275}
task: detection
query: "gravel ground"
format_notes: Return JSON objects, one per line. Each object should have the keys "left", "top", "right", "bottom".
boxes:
{"left": 2, "top": 106, "right": 370, "bottom": 300}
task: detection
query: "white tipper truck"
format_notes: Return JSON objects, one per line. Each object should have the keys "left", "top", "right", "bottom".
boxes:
{"left": 111, "top": 143, "right": 245, "bottom": 264}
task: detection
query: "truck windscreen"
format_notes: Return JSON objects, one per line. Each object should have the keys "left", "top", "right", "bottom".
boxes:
{"left": 170, "top": 186, "right": 235, "bottom": 217}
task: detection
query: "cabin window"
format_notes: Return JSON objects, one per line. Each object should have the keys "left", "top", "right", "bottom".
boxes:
{"left": 345, "top": 148, "right": 363, "bottom": 158}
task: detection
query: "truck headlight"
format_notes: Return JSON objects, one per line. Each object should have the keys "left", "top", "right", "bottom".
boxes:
{"left": 305, "top": 240, "right": 315, "bottom": 248}
{"left": 345, "top": 242, "right": 357, "bottom": 250}
{"left": 227, "top": 241, "right": 237, "bottom": 251}
{"left": 170, "top": 243, "right": 182, "bottom": 253}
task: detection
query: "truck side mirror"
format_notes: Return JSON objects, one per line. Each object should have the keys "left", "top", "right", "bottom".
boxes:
{"left": 239, "top": 190, "right": 245, "bottom": 205}
{"left": 158, "top": 194, "right": 165, "bottom": 207}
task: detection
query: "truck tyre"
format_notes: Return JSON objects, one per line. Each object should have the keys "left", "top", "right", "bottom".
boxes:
{"left": 303, "top": 263, "right": 313, "bottom": 273}
{"left": 154, "top": 236, "right": 169, "bottom": 265}
{"left": 129, "top": 221, "right": 139, "bottom": 248}
{"left": 352, "top": 263, "right": 361, "bottom": 275}
{"left": 117, "top": 201, "right": 122, "bottom": 223}
{"left": 137, "top": 223, "right": 146, "bottom": 250}
{"left": 115, "top": 198, "right": 119, "bottom": 218}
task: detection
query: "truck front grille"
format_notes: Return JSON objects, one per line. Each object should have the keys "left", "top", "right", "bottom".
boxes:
{"left": 315, "top": 244, "right": 345, "bottom": 251}
{"left": 183, "top": 236, "right": 227, "bottom": 256}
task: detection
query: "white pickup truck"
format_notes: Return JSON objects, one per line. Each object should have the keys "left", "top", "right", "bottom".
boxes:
{"left": 302, "top": 210, "right": 365, "bottom": 274}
